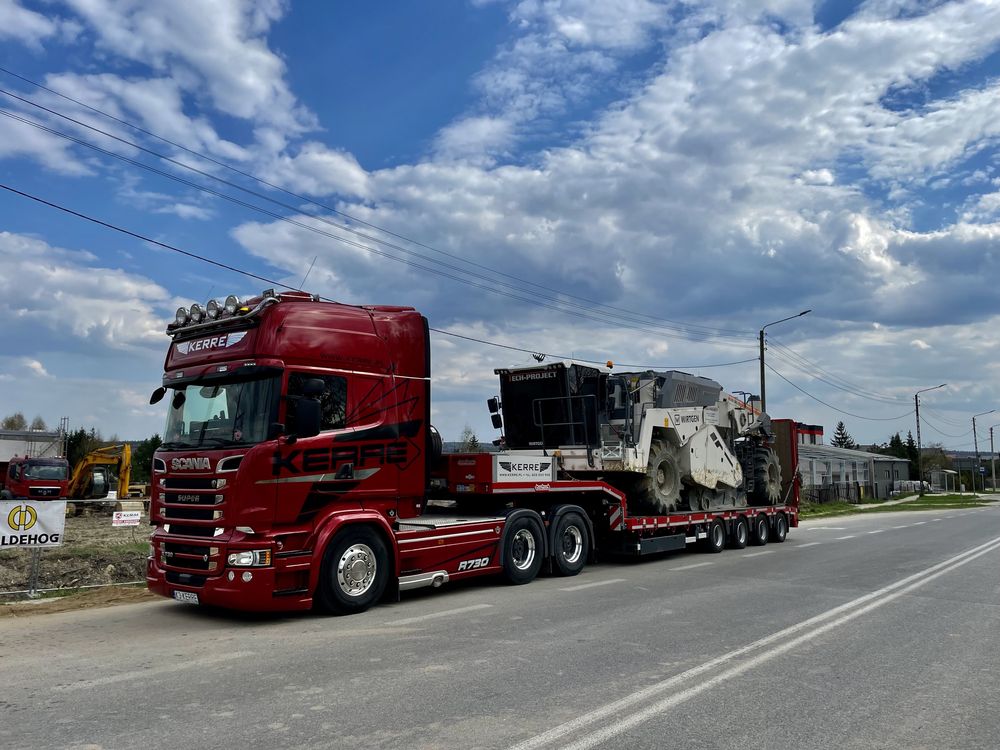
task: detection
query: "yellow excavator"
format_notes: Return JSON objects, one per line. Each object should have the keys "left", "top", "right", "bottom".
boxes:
{"left": 67, "top": 444, "right": 133, "bottom": 509}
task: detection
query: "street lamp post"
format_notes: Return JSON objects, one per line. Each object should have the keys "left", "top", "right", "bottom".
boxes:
{"left": 759, "top": 309, "right": 811, "bottom": 413}
{"left": 990, "top": 424, "right": 999, "bottom": 493}
{"left": 972, "top": 409, "right": 995, "bottom": 493}
{"left": 914, "top": 384, "right": 946, "bottom": 495}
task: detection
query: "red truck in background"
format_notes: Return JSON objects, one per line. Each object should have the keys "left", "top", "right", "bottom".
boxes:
{"left": 0, "top": 456, "right": 70, "bottom": 500}
{"left": 146, "top": 290, "right": 798, "bottom": 615}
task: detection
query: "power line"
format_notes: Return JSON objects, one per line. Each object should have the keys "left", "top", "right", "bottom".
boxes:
{"left": 767, "top": 338, "right": 911, "bottom": 404}
{"left": 765, "top": 362, "right": 915, "bottom": 421}
{"left": 0, "top": 99, "right": 758, "bottom": 349}
{"left": 0, "top": 182, "right": 758, "bottom": 372}
{"left": 0, "top": 71, "right": 754, "bottom": 341}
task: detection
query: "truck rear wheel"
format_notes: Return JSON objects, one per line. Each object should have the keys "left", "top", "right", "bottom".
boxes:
{"left": 729, "top": 517, "right": 749, "bottom": 549}
{"left": 316, "top": 526, "right": 389, "bottom": 615}
{"left": 634, "top": 440, "right": 682, "bottom": 514}
{"left": 750, "top": 514, "right": 770, "bottom": 546}
{"left": 502, "top": 516, "right": 544, "bottom": 585}
{"left": 552, "top": 512, "right": 589, "bottom": 576}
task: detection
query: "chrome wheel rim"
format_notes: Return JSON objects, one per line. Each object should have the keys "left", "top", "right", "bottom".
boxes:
{"left": 561, "top": 525, "right": 584, "bottom": 564}
{"left": 511, "top": 528, "right": 537, "bottom": 571}
{"left": 337, "top": 543, "right": 376, "bottom": 597}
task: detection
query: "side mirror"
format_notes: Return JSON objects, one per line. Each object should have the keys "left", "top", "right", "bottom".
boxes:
{"left": 268, "top": 422, "right": 286, "bottom": 441}
{"left": 491, "top": 413, "right": 503, "bottom": 429}
{"left": 149, "top": 387, "right": 167, "bottom": 405}
{"left": 171, "top": 390, "right": 186, "bottom": 409}
{"left": 301, "top": 378, "right": 326, "bottom": 399}
{"left": 295, "top": 398, "right": 322, "bottom": 439}
{"left": 487, "top": 397, "right": 500, "bottom": 413}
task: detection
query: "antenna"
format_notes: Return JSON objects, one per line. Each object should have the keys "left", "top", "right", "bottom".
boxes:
{"left": 299, "top": 255, "right": 318, "bottom": 290}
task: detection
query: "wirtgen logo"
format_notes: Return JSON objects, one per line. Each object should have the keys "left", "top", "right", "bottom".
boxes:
{"left": 7, "top": 504, "right": 37, "bottom": 531}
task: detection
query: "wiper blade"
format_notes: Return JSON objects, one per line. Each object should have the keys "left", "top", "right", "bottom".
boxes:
{"left": 158, "top": 441, "right": 193, "bottom": 450}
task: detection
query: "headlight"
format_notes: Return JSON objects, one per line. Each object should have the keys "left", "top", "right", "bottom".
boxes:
{"left": 189, "top": 303, "right": 205, "bottom": 323}
{"left": 206, "top": 299, "right": 220, "bottom": 319}
{"left": 227, "top": 550, "right": 272, "bottom": 567}
{"left": 174, "top": 307, "right": 189, "bottom": 326}
{"left": 224, "top": 295, "right": 240, "bottom": 315}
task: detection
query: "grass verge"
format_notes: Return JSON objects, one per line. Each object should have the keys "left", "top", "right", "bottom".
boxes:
{"left": 800, "top": 493, "right": 993, "bottom": 519}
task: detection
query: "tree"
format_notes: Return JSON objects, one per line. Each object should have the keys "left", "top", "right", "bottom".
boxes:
{"left": 904, "top": 430, "right": 918, "bottom": 479}
{"left": 131, "top": 434, "right": 163, "bottom": 483}
{"left": 887, "top": 432, "right": 906, "bottom": 459}
{"left": 1, "top": 412, "right": 27, "bottom": 430}
{"left": 30, "top": 415, "right": 47, "bottom": 431}
{"left": 831, "top": 421, "right": 857, "bottom": 449}
{"left": 66, "top": 427, "right": 103, "bottom": 468}
{"left": 459, "top": 425, "right": 481, "bottom": 452}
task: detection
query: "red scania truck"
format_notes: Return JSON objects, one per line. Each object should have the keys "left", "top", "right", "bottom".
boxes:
{"left": 146, "top": 290, "right": 798, "bottom": 615}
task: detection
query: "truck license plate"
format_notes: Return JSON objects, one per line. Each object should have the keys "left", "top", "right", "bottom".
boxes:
{"left": 172, "top": 590, "right": 199, "bottom": 604}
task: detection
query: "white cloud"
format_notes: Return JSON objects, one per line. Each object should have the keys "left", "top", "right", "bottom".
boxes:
{"left": 911, "top": 339, "right": 931, "bottom": 350}
{"left": 0, "top": 0, "right": 78, "bottom": 48}
{"left": 259, "top": 142, "right": 372, "bottom": 199}
{"left": 21, "top": 358, "right": 52, "bottom": 378}
{"left": 62, "top": 0, "right": 314, "bottom": 133}
{"left": 0, "top": 231, "right": 171, "bottom": 349}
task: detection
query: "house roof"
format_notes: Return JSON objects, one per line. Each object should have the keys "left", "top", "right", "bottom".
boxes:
{"left": 797, "top": 443, "right": 909, "bottom": 463}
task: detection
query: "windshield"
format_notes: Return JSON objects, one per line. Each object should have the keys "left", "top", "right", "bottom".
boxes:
{"left": 162, "top": 374, "right": 280, "bottom": 449}
{"left": 24, "top": 463, "right": 68, "bottom": 480}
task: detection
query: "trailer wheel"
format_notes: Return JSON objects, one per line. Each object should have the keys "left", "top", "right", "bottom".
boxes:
{"left": 552, "top": 513, "right": 589, "bottom": 576}
{"left": 772, "top": 513, "right": 788, "bottom": 543}
{"left": 502, "top": 517, "right": 544, "bottom": 585}
{"left": 750, "top": 514, "right": 770, "bottom": 546}
{"left": 316, "top": 526, "right": 389, "bottom": 615}
{"left": 703, "top": 520, "right": 726, "bottom": 553}
{"left": 729, "top": 517, "right": 749, "bottom": 549}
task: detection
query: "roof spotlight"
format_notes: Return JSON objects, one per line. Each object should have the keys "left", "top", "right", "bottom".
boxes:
{"left": 224, "top": 295, "right": 240, "bottom": 315}
{"left": 206, "top": 299, "right": 221, "bottom": 319}
{"left": 174, "top": 307, "right": 190, "bottom": 327}
{"left": 189, "top": 303, "right": 205, "bottom": 323}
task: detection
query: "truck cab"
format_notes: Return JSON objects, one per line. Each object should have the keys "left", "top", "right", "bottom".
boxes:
{"left": 1, "top": 456, "right": 70, "bottom": 500}
{"left": 146, "top": 290, "right": 433, "bottom": 611}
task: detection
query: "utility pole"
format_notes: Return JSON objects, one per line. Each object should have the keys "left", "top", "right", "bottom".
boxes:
{"left": 973, "top": 409, "right": 995, "bottom": 493}
{"left": 914, "top": 384, "right": 946, "bottom": 495}
{"left": 759, "top": 309, "right": 811, "bottom": 414}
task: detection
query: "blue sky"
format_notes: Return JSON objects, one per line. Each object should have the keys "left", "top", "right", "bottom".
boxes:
{"left": 1, "top": 0, "right": 1000, "bottom": 452}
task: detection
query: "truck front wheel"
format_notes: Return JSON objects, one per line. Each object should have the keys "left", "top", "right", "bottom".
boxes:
{"left": 316, "top": 526, "right": 389, "bottom": 615}
{"left": 502, "top": 517, "right": 544, "bottom": 585}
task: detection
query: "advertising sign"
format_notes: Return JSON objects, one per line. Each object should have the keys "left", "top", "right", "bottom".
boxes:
{"left": 112, "top": 511, "right": 142, "bottom": 527}
{"left": 0, "top": 501, "right": 67, "bottom": 549}
{"left": 494, "top": 455, "right": 557, "bottom": 482}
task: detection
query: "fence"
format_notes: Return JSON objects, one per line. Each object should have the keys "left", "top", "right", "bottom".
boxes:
{"left": 1, "top": 500, "right": 151, "bottom": 599}
{"left": 801, "top": 481, "right": 862, "bottom": 504}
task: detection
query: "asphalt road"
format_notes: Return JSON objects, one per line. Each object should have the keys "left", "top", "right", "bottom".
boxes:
{"left": 2, "top": 503, "right": 999, "bottom": 750}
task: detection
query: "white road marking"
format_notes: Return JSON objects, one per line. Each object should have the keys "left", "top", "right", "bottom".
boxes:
{"left": 835, "top": 535, "right": 856, "bottom": 540}
{"left": 913, "top": 521, "right": 927, "bottom": 526}
{"left": 803, "top": 526, "right": 846, "bottom": 531}
{"left": 794, "top": 542, "right": 821, "bottom": 548}
{"left": 668, "top": 562, "right": 714, "bottom": 572}
{"left": 742, "top": 550, "right": 773, "bottom": 558}
{"left": 510, "top": 535, "right": 1000, "bottom": 750}
{"left": 386, "top": 603, "right": 493, "bottom": 626}
{"left": 892, "top": 525, "right": 908, "bottom": 530}
{"left": 930, "top": 518, "right": 942, "bottom": 522}
{"left": 867, "top": 530, "right": 885, "bottom": 535}
{"left": 559, "top": 578, "right": 626, "bottom": 592}
{"left": 53, "top": 651, "right": 254, "bottom": 691}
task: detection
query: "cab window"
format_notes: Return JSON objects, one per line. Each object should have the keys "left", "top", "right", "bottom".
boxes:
{"left": 287, "top": 373, "right": 348, "bottom": 432}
